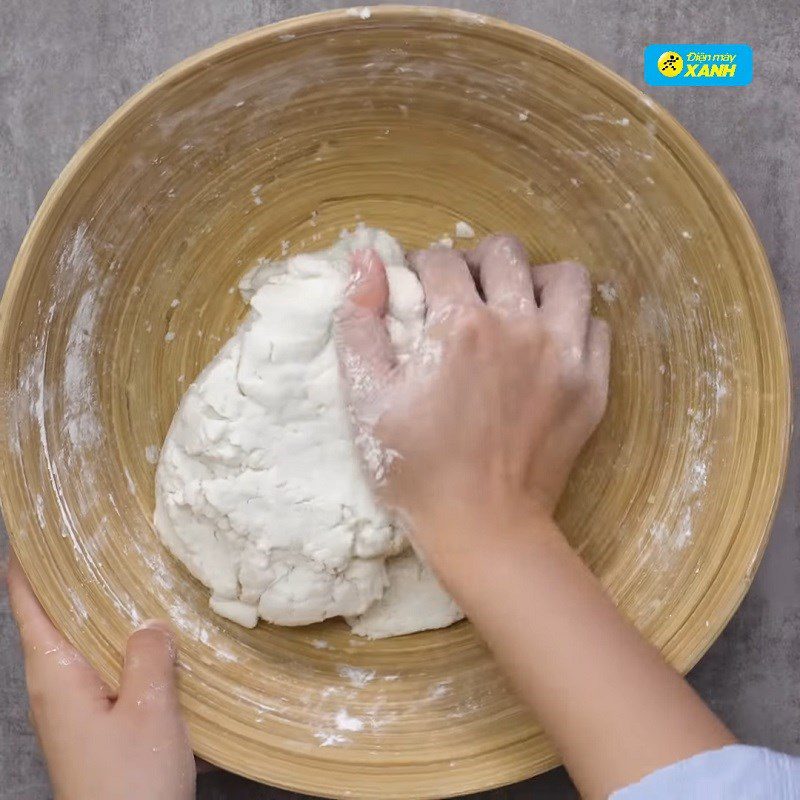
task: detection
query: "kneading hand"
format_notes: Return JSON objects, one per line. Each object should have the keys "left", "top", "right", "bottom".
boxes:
{"left": 336, "top": 234, "right": 737, "bottom": 800}
{"left": 7, "top": 553, "right": 196, "bottom": 800}
{"left": 335, "top": 234, "right": 610, "bottom": 566}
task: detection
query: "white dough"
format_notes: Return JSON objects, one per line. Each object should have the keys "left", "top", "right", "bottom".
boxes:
{"left": 154, "top": 226, "right": 463, "bottom": 638}
{"left": 454, "top": 220, "right": 475, "bottom": 239}
{"left": 346, "top": 550, "right": 462, "bottom": 639}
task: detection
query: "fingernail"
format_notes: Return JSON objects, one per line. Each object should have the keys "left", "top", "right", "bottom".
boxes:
{"left": 137, "top": 619, "right": 178, "bottom": 659}
{"left": 353, "top": 249, "right": 379, "bottom": 274}
{"left": 347, "top": 253, "right": 366, "bottom": 293}
{"left": 136, "top": 619, "right": 177, "bottom": 640}
{"left": 138, "top": 618, "right": 174, "bottom": 633}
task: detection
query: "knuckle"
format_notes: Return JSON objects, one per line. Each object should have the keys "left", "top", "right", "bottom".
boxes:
{"left": 133, "top": 680, "right": 176, "bottom": 713}
{"left": 589, "top": 319, "right": 612, "bottom": 362}
{"left": 594, "top": 318, "right": 611, "bottom": 344}
{"left": 416, "top": 248, "right": 465, "bottom": 273}
{"left": 586, "top": 387, "right": 610, "bottom": 428}
{"left": 479, "top": 233, "right": 524, "bottom": 260}
{"left": 561, "top": 362, "right": 587, "bottom": 393}
{"left": 334, "top": 300, "right": 368, "bottom": 326}
{"left": 558, "top": 260, "right": 591, "bottom": 288}
{"left": 486, "top": 233, "right": 521, "bottom": 249}
{"left": 452, "top": 305, "right": 487, "bottom": 339}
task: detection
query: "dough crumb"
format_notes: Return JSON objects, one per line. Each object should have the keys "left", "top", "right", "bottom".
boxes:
{"left": 454, "top": 221, "right": 475, "bottom": 239}
{"left": 597, "top": 282, "right": 618, "bottom": 304}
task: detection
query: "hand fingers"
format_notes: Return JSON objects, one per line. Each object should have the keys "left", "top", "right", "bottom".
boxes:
{"left": 465, "top": 235, "right": 536, "bottom": 315}
{"left": 116, "top": 620, "right": 180, "bottom": 717}
{"left": 409, "top": 248, "right": 481, "bottom": 325}
{"left": 530, "top": 261, "right": 592, "bottom": 354}
{"left": 7, "top": 551, "right": 112, "bottom": 710}
{"left": 7, "top": 551, "right": 62, "bottom": 656}
{"left": 586, "top": 317, "right": 611, "bottom": 422}
{"left": 345, "top": 249, "right": 390, "bottom": 314}
{"left": 334, "top": 250, "right": 396, "bottom": 415}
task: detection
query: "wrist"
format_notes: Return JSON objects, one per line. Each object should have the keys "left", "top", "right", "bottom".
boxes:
{"left": 407, "top": 494, "right": 561, "bottom": 578}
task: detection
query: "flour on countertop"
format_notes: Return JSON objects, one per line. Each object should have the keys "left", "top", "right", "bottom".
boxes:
{"left": 154, "top": 226, "right": 463, "bottom": 637}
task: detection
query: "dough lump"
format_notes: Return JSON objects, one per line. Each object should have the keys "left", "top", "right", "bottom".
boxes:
{"left": 154, "top": 227, "right": 462, "bottom": 637}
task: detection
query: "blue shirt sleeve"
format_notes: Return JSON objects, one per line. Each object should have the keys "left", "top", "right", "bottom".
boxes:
{"left": 610, "top": 745, "right": 800, "bottom": 800}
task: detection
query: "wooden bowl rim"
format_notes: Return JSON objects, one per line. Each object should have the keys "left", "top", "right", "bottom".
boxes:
{"left": 0, "top": 6, "right": 792, "bottom": 797}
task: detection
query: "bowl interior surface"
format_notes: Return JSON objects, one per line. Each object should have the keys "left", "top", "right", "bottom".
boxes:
{"left": 0, "top": 8, "right": 790, "bottom": 799}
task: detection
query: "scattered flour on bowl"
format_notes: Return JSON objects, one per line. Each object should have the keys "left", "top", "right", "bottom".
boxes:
{"left": 335, "top": 708, "right": 364, "bottom": 732}
{"left": 60, "top": 225, "right": 111, "bottom": 452}
{"left": 597, "top": 281, "right": 618, "bottom": 304}
{"left": 124, "top": 468, "right": 137, "bottom": 494}
{"left": 339, "top": 666, "right": 377, "bottom": 687}
{"left": 35, "top": 494, "right": 45, "bottom": 528}
{"left": 428, "top": 680, "right": 453, "bottom": 700}
{"left": 314, "top": 731, "right": 349, "bottom": 747}
{"left": 639, "top": 282, "right": 731, "bottom": 565}
{"left": 346, "top": 6, "right": 371, "bottom": 19}
{"left": 67, "top": 587, "right": 89, "bottom": 621}
{"left": 580, "top": 112, "right": 630, "bottom": 126}
{"left": 647, "top": 405, "right": 711, "bottom": 553}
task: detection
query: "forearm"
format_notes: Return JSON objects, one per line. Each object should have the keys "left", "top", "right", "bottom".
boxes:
{"left": 423, "top": 507, "right": 736, "bottom": 800}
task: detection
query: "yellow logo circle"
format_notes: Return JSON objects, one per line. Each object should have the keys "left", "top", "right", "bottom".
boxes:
{"left": 657, "top": 51, "right": 683, "bottom": 77}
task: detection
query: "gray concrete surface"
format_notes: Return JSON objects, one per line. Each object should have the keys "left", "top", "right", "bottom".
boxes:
{"left": 1, "top": 1, "right": 798, "bottom": 798}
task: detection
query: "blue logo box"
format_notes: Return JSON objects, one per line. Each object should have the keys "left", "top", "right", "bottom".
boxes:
{"left": 644, "top": 44, "right": 753, "bottom": 86}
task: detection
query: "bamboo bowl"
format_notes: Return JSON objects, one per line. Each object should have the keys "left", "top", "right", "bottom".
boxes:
{"left": 0, "top": 7, "right": 790, "bottom": 799}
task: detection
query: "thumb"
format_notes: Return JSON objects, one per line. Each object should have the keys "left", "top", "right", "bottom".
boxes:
{"left": 345, "top": 248, "right": 390, "bottom": 312}
{"left": 334, "top": 249, "right": 396, "bottom": 414}
{"left": 116, "top": 620, "right": 180, "bottom": 716}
